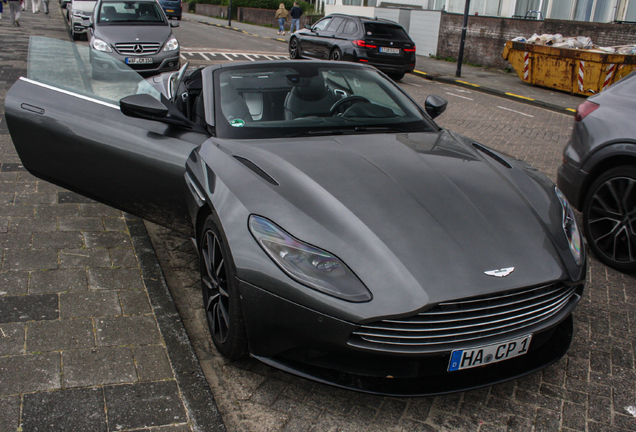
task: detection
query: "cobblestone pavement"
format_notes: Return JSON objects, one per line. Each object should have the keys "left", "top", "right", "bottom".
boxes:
{"left": 0, "top": 7, "right": 223, "bottom": 432}
{"left": 146, "top": 79, "right": 636, "bottom": 431}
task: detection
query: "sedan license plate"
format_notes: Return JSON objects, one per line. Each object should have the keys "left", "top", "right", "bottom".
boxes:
{"left": 448, "top": 334, "right": 532, "bottom": 371}
{"left": 126, "top": 57, "right": 153, "bottom": 65}
{"left": 380, "top": 47, "right": 400, "bottom": 54}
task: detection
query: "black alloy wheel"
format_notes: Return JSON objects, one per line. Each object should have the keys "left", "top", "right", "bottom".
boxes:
{"left": 289, "top": 37, "right": 301, "bottom": 59}
{"left": 200, "top": 216, "right": 247, "bottom": 359}
{"left": 583, "top": 166, "right": 636, "bottom": 272}
{"left": 330, "top": 48, "right": 342, "bottom": 61}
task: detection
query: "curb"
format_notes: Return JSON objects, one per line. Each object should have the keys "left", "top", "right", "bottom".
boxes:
{"left": 188, "top": 14, "right": 578, "bottom": 116}
{"left": 412, "top": 70, "right": 578, "bottom": 116}
{"left": 126, "top": 215, "right": 227, "bottom": 432}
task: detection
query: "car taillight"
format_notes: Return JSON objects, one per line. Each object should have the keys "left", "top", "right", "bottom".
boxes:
{"left": 353, "top": 40, "right": 377, "bottom": 49}
{"left": 574, "top": 101, "right": 599, "bottom": 122}
{"left": 404, "top": 46, "right": 416, "bottom": 53}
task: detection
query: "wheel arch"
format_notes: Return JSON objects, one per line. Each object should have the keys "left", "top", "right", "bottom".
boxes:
{"left": 579, "top": 144, "right": 636, "bottom": 208}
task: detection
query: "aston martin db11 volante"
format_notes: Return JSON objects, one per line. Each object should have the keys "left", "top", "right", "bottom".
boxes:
{"left": 5, "top": 37, "right": 586, "bottom": 396}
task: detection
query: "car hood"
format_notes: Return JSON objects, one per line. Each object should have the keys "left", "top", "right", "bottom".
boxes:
{"left": 95, "top": 24, "right": 171, "bottom": 44}
{"left": 202, "top": 130, "right": 579, "bottom": 319}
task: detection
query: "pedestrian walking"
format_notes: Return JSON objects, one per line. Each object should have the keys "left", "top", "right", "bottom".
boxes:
{"left": 42, "top": 0, "right": 48, "bottom": 14}
{"left": 0, "top": 0, "right": 5, "bottom": 23}
{"left": 8, "top": 0, "right": 20, "bottom": 25}
{"left": 289, "top": 1, "right": 302, "bottom": 34}
{"left": 31, "top": 0, "right": 40, "bottom": 13}
{"left": 274, "top": 3, "right": 288, "bottom": 36}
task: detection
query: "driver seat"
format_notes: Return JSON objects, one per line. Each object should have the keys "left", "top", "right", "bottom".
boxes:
{"left": 284, "top": 76, "right": 337, "bottom": 120}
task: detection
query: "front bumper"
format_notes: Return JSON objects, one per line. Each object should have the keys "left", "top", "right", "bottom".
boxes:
{"left": 557, "top": 160, "right": 588, "bottom": 211}
{"left": 239, "top": 279, "right": 580, "bottom": 396}
{"left": 91, "top": 49, "right": 180, "bottom": 76}
{"left": 72, "top": 17, "right": 91, "bottom": 34}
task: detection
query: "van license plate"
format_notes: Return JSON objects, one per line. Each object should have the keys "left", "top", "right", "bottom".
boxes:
{"left": 126, "top": 58, "right": 153, "bottom": 64}
{"left": 448, "top": 334, "right": 532, "bottom": 371}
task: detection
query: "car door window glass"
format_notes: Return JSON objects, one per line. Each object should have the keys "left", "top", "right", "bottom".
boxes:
{"left": 342, "top": 19, "right": 358, "bottom": 35}
{"left": 326, "top": 17, "right": 345, "bottom": 32}
{"left": 27, "top": 37, "right": 161, "bottom": 105}
{"left": 312, "top": 18, "right": 332, "bottom": 32}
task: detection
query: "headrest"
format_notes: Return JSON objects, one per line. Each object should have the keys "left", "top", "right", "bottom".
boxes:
{"left": 294, "top": 76, "right": 328, "bottom": 101}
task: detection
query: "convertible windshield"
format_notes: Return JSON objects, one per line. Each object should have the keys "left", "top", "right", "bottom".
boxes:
{"left": 27, "top": 36, "right": 161, "bottom": 105}
{"left": 215, "top": 63, "right": 433, "bottom": 139}
{"left": 98, "top": 1, "right": 165, "bottom": 23}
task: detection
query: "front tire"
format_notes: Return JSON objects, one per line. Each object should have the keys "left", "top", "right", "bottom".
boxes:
{"left": 583, "top": 165, "right": 636, "bottom": 272}
{"left": 289, "top": 37, "right": 301, "bottom": 59}
{"left": 200, "top": 216, "right": 248, "bottom": 359}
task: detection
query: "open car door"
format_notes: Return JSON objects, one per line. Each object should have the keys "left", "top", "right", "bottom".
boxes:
{"left": 5, "top": 37, "right": 207, "bottom": 236}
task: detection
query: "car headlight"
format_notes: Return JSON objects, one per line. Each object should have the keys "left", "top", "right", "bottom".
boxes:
{"left": 163, "top": 37, "right": 179, "bottom": 52}
{"left": 249, "top": 215, "right": 372, "bottom": 302}
{"left": 91, "top": 38, "right": 112, "bottom": 52}
{"left": 72, "top": 9, "right": 84, "bottom": 17}
{"left": 556, "top": 187, "right": 583, "bottom": 266}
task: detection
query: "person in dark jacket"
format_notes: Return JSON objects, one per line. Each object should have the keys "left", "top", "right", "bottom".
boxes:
{"left": 289, "top": 1, "right": 302, "bottom": 34}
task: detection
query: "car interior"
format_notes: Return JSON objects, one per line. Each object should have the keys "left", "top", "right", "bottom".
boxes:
{"left": 171, "top": 67, "right": 416, "bottom": 132}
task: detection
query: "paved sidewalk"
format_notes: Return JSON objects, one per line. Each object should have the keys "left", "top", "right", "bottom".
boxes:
{"left": 0, "top": 7, "right": 224, "bottom": 432}
{"left": 183, "top": 12, "right": 587, "bottom": 113}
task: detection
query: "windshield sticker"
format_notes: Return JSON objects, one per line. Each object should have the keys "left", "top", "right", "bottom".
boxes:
{"left": 230, "top": 118, "right": 245, "bottom": 127}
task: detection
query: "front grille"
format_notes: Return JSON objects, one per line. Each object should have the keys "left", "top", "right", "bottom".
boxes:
{"left": 351, "top": 283, "right": 578, "bottom": 352}
{"left": 115, "top": 42, "right": 161, "bottom": 55}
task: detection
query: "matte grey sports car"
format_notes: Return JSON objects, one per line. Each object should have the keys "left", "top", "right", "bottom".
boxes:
{"left": 6, "top": 37, "right": 586, "bottom": 396}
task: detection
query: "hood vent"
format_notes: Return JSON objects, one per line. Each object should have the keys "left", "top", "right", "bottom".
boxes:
{"left": 472, "top": 143, "right": 512, "bottom": 169}
{"left": 234, "top": 156, "right": 279, "bottom": 186}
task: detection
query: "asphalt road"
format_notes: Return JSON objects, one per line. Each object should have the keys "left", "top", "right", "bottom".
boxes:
{"left": 142, "top": 16, "right": 636, "bottom": 432}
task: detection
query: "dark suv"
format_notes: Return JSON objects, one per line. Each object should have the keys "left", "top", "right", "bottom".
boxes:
{"left": 289, "top": 14, "right": 416, "bottom": 81}
{"left": 557, "top": 71, "right": 636, "bottom": 272}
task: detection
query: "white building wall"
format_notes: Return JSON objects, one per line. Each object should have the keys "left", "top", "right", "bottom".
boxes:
{"left": 408, "top": 10, "right": 441, "bottom": 56}
{"left": 324, "top": 4, "right": 376, "bottom": 17}
{"left": 373, "top": 7, "right": 402, "bottom": 22}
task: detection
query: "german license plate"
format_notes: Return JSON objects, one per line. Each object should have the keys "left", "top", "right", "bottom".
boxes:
{"left": 166, "top": 9, "right": 174, "bottom": 12}
{"left": 126, "top": 57, "right": 153, "bottom": 64}
{"left": 448, "top": 334, "right": 532, "bottom": 371}
{"left": 380, "top": 47, "right": 400, "bottom": 54}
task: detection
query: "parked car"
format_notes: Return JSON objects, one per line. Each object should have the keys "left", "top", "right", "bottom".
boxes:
{"left": 89, "top": 0, "right": 180, "bottom": 79}
{"left": 70, "top": 0, "right": 97, "bottom": 40}
{"left": 6, "top": 37, "right": 586, "bottom": 396}
{"left": 158, "top": 0, "right": 181, "bottom": 20}
{"left": 557, "top": 71, "right": 636, "bottom": 272}
{"left": 289, "top": 14, "right": 416, "bottom": 81}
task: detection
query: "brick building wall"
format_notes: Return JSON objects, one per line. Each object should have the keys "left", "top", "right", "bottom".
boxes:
{"left": 196, "top": 4, "right": 229, "bottom": 19}
{"left": 437, "top": 12, "right": 636, "bottom": 69}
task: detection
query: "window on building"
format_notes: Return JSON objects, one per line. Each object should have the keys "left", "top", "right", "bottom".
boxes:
{"left": 550, "top": 0, "right": 573, "bottom": 19}
{"left": 627, "top": 0, "right": 636, "bottom": 20}
{"left": 514, "top": 0, "right": 549, "bottom": 17}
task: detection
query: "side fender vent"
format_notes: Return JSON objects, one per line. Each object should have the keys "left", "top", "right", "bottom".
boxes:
{"left": 472, "top": 143, "right": 513, "bottom": 169}
{"left": 234, "top": 156, "right": 279, "bottom": 186}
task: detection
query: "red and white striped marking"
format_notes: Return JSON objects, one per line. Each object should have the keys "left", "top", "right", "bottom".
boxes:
{"left": 523, "top": 52, "right": 530, "bottom": 81}
{"left": 603, "top": 63, "right": 616, "bottom": 91}
{"left": 578, "top": 61, "right": 585, "bottom": 92}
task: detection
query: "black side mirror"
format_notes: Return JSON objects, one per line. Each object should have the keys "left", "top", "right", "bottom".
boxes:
{"left": 170, "top": 21, "right": 179, "bottom": 28}
{"left": 120, "top": 94, "right": 169, "bottom": 120}
{"left": 425, "top": 95, "right": 448, "bottom": 119}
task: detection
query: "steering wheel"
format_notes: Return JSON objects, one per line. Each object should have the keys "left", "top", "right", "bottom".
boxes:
{"left": 330, "top": 95, "right": 370, "bottom": 116}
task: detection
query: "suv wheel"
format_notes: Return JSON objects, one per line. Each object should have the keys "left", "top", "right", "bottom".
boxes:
{"left": 583, "top": 165, "right": 636, "bottom": 272}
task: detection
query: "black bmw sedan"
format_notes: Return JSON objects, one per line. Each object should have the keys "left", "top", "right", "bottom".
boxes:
{"left": 289, "top": 14, "right": 416, "bottom": 81}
